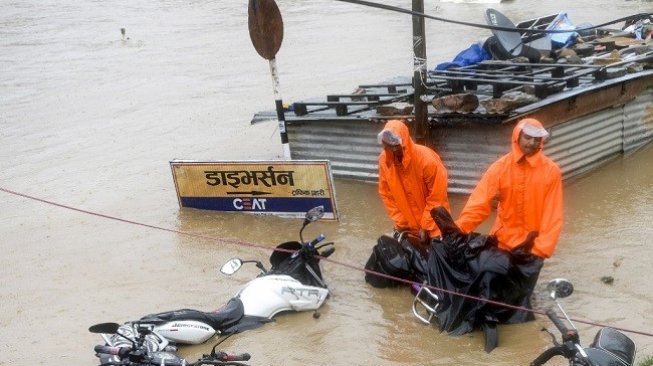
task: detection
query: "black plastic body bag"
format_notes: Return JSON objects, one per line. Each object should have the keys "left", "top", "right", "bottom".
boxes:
{"left": 365, "top": 207, "right": 543, "bottom": 351}
{"left": 425, "top": 235, "right": 543, "bottom": 333}
{"left": 425, "top": 207, "right": 544, "bottom": 351}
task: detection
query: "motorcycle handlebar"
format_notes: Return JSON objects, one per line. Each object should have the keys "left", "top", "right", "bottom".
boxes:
{"left": 530, "top": 346, "right": 565, "bottom": 366}
{"left": 532, "top": 309, "right": 581, "bottom": 366}
{"left": 320, "top": 246, "right": 335, "bottom": 258}
{"left": 546, "top": 309, "right": 570, "bottom": 336}
{"left": 95, "top": 349, "right": 252, "bottom": 366}
{"left": 94, "top": 345, "right": 131, "bottom": 358}
{"left": 221, "top": 352, "right": 251, "bottom": 361}
{"left": 307, "top": 234, "right": 325, "bottom": 247}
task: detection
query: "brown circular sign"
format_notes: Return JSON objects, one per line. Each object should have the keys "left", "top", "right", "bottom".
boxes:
{"left": 248, "top": 0, "right": 284, "bottom": 60}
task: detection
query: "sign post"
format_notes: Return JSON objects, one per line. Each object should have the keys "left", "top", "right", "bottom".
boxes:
{"left": 248, "top": 0, "right": 291, "bottom": 160}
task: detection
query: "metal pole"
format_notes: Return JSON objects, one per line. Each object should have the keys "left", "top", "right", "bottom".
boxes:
{"left": 269, "top": 57, "right": 291, "bottom": 160}
{"left": 248, "top": 0, "right": 289, "bottom": 159}
{"left": 412, "top": 0, "right": 428, "bottom": 144}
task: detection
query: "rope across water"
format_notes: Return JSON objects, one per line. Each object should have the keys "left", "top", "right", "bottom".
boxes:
{"left": 2, "top": 186, "right": 652, "bottom": 338}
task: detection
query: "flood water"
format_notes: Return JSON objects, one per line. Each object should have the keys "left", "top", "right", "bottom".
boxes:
{"left": 1, "top": 1, "right": 652, "bottom": 365}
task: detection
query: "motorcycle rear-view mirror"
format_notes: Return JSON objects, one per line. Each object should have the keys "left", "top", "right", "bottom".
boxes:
{"left": 89, "top": 322, "right": 121, "bottom": 334}
{"left": 220, "top": 258, "right": 243, "bottom": 275}
{"left": 300, "top": 206, "right": 325, "bottom": 244}
{"left": 304, "top": 205, "right": 325, "bottom": 223}
{"left": 547, "top": 278, "right": 574, "bottom": 300}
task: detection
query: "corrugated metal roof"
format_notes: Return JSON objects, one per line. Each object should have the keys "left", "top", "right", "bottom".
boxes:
{"left": 285, "top": 84, "right": 653, "bottom": 194}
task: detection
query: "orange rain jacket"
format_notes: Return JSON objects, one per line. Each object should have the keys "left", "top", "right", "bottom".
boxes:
{"left": 455, "top": 119, "right": 563, "bottom": 258}
{"left": 378, "top": 120, "right": 450, "bottom": 238}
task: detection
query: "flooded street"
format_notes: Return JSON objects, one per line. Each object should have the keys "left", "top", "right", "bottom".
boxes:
{"left": 1, "top": 1, "right": 652, "bottom": 365}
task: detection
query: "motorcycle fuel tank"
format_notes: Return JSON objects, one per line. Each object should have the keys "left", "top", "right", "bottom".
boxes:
{"left": 238, "top": 275, "right": 328, "bottom": 318}
{"left": 154, "top": 320, "right": 217, "bottom": 344}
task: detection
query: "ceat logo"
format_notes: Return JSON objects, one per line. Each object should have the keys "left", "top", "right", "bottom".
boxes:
{"left": 233, "top": 198, "right": 267, "bottom": 211}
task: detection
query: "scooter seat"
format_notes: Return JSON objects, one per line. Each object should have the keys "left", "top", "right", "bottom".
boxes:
{"left": 139, "top": 297, "right": 245, "bottom": 331}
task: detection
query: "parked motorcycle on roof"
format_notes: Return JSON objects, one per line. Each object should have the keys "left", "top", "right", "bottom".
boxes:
{"left": 93, "top": 206, "right": 335, "bottom": 354}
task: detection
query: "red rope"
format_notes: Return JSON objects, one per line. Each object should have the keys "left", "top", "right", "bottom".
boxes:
{"left": 3, "top": 186, "right": 652, "bottom": 338}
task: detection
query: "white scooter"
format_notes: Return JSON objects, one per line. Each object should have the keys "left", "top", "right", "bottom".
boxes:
{"left": 92, "top": 206, "right": 335, "bottom": 362}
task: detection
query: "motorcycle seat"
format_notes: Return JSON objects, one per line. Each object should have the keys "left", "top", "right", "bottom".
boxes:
{"left": 585, "top": 327, "right": 636, "bottom": 366}
{"left": 139, "top": 297, "right": 245, "bottom": 331}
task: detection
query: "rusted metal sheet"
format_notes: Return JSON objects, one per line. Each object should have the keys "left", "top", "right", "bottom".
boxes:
{"left": 546, "top": 107, "right": 624, "bottom": 179}
{"left": 429, "top": 123, "right": 511, "bottom": 194}
{"left": 286, "top": 119, "right": 384, "bottom": 182}
{"left": 623, "top": 88, "right": 653, "bottom": 151}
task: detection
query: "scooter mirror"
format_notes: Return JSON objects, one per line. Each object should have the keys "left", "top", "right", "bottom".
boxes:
{"left": 220, "top": 258, "right": 243, "bottom": 275}
{"left": 305, "top": 205, "right": 325, "bottom": 223}
{"left": 546, "top": 278, "right": 574, "bottom": 300}
{"left": 89, "top": 322, "right": 121, "bottom": 334}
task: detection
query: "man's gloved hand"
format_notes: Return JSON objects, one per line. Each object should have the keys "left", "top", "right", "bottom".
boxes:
{"left": 419, "top": 229, "right": 428, "bottom": 245}
{"left": 392, "top": 227, "right": 410, "bottom": 240}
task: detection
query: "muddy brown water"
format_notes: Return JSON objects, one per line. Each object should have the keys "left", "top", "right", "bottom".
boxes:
{"left": 1, "top": 1, "right": 652, "bottom": 365}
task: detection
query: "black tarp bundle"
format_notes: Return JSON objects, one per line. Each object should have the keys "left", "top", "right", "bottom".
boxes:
{"left": 365, "top": 207, "right": 543, "bottom": 352}
{"left": 425, "top": 207, "right": 543, "bottom": 339}
{"left": 364, "top": 234, "right": 418, "bottom": 288}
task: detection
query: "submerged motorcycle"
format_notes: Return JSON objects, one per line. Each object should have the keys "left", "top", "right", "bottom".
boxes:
{"left": 92, "top": 206, "right": 335, "bottom": 361}
{"left": 89, "top": 321, "right": 251, "bottom": 366}
{"left": 532, "top": 278, "right": 636, "bottom": 366}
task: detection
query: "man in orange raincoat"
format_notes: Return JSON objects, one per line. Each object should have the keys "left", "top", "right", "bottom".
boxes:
{"left": 456, "top": 118, "right": 563, "bottom": 259}
{"left": 377, "top": 119, "right": 450, "bottom": 248}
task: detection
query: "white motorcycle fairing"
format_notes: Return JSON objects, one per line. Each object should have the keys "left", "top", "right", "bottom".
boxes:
{"left": 238, "top": 275, "right": 329, "bottom": 318}
{"left": 153, "top": 320, "right": 217, "bottom": 344}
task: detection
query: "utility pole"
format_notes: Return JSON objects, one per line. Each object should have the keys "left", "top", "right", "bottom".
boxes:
{"left": 411, "top": 0, "right": 428, "bottom": 144}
